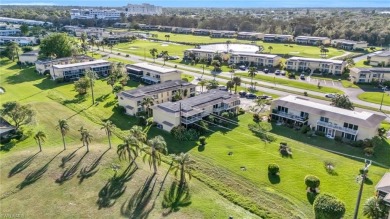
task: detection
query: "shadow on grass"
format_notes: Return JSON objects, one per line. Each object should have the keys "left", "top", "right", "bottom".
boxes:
{"left": 104, "top": 100, "right": 116, "bottom": 108}
{"left": 162, "top": 181, "right": 192, "bottom": 216}
{"left": 8, "top": 152, "right": 40, "bottom": 178}
{"left": 120, "top": 175, "right": 157, "bottom": 218}
{"left": 59, "top": 146, "right": 83, "bottom": 168}
{"left": 56, "top": 152, "right": 88, "bottom": 185}
{"left": 63, "top": 94, "right": 87, "bottom": 105}
{"left": 364, "top": 178, "right": 373, "bottom": 185}
{"left": 78, "top": 149, "right": 110, "bottom": 184}
{"left": 97, "top": 162, "right": 138, "bottom": 209}
{"left": 306, "top": 192, "right": 318, "bottom": 205}
{"left": 197, "top": 144, "right": 205, "bottom": 152}
{"left": 5, "top": 67, "right": 41, "bottom": 84}
{"left": 17, "top": 150, "right": 64, "bottom": 190}
{"left": 96, "top": 94, "right": 110, "bottom": 102}
{"left": 268, "top": 173, "right": 281, "bottom": 184}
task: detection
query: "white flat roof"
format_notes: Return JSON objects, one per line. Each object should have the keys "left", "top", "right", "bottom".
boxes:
{"left": 230, "top": 52, "right": 279, "bottom": 58}
{"left": 130, "top": 62, "right": 177, "bottom": 74}
{"left": 288, "top": 57, "right": 344, "bottom": 64}
{"left": 53, "top": 59, "right": 110, "bottom": 69}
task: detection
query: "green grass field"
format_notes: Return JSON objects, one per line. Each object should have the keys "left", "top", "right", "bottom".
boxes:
{"left": 1, "top": 59, "right": 389, "bottom": 218}
{"left": 358, "top": 92, "right": 390, "bottom": 106}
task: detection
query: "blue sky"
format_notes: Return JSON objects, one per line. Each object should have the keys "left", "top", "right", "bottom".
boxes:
{"left": 1, "top": 0, "right": 389, "bottom": 7}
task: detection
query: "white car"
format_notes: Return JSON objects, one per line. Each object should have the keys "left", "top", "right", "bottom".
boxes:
{"left": 325, "top": 93, "right": 336, "bottom": 98}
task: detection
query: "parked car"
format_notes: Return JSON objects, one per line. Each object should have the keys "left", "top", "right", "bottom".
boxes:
{"left": 281, "top": 71, "right": 286, "bottom": 76}
{"left": 238, "top": 90, "right": 247, "bottom": 97}
{"left": 168, "top": 56, "right": 180, "bottom": 60}
{"left": 218, "top": 85, "right": 227, "bottom": 91}
{"left": 239, "top": 65, "right": 246, "bottom": 71}
{"left": 300, "top": 74, "right": 305, "bottom": 80}
{"left": 258, "top": 95, "right": 273, "bottom": 100}
{"left": 264, "top": 69, "right": 269, "bottom": 73}
{"left": 245, "top": 93, "right": 257, "bottom": 99}
{"left": 325, "top": 93, "right": 336, "bottom": 98}
{"left": 275, "top": 70, "right": 281, "bottom": 75}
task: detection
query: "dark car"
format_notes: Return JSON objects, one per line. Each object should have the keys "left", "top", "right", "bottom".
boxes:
{"left": 239, "top": 65, "right": 246, "bottom": 71}
{"left": 300, "top": 74, "right": 305, "bottom": 80}
{"left": 275, "top": 70, "right": 281, "bottom": 75}
{"left": 238, "top": 90, "right": 247, "bottom": 97}
{"left": 264, "top": 69, "right": 269, "bottom": 73}
{"left": 258, "top": 95, "right": 272, "bottom": 100}
{"left": 281, "top": 71, "right": 286, "bottom": 76}
{"left": 245, "top": 93, "right": 257, "bottom": 99}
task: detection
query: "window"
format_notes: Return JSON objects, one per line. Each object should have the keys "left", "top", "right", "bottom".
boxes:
{"left": 344, "top": 122, "right": 358, "bottom": 130}
{"left": 320, "top": 117, "right": 329, "bottom": 122}
{"left": 317, "top": 126, "right": 326, "bottom": 132}
{"left": 300, "top": 112, "right": 309, "bottom": 118}
{"left": 343, "top": 133, "right": 355, "bottom": 140}
{"left": 360, "top": 74, "right": 366, "bottom": 78}
{"left": 277, "top": 106, "right": 288, "bottom": 113}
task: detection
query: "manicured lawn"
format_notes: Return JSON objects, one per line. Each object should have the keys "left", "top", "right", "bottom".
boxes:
{"left": 358, "top": 92, "right": 390, "bottom": 106}
{"left": 235, "top": 72, "right": 344, "bottom": 94}
{"left": 355, "top": 60, "right": 371, "bottom": 67}
{"left": 341, "top": 80, "right": 359, "bottom": 88}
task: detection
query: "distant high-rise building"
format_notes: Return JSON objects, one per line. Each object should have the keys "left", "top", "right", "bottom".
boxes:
{"left": 70, "top": 3, "right": 162, "bottom": 20}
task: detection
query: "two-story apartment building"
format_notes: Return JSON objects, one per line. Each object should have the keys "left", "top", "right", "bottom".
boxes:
{"left": 153, "top": 89, "right": 240, "bottom": 132}
{"left": 183, "top": 48, "right": 216, "bottom": 60}
{"left": 35, "top": 55, "right": 94, "bottom": 75}
{"left": 375, "top": 172, "right": 390, "bottom": 218}
{"left": 0, "top": 36, "right": 37, "bottom": 46}
{"left": 331, "top": 39, "right": 368, "bottom": 50}
{"left": 51, "top": 59, "right": 111, "bottom": 80}
{"left": 295, "top": 36, "right": 331, "bottom": 45}
{"left": 263, "top": 34, "right": 294, "bottom": 42}
{"left": 229, "top": 53, "right": 281, "bottom": 67}
{"left": 19, "top": 50, "right": 39, "bottom": 64}
{"left": 159, "top": 26, "right": 174, "bottom": 32}
{"left": 210, "top": 30, "right": 236, "bottom": 38}
{"left": 172, "top": 27, "right": 193, "bottom": 34}
{"left": 237, "top": 32, "right": 264, "bottom": 40}
{"left": 368, "top": 51, "right": 390, "bottom": 67}
{"left": 117, "top": 80, "right": 196, "bottom": 116}
{"left": 286, "top": 57, "right": 346, "bottom": 75}
{"left": 126, "top": 62, "right": 181, "bottom": 84}
{"left": 0, "top": 28, "right": 21, "bottom": 36}
{"left": 271, "top": 96, "right": 386, "bottom": 141}
{"left": 349, "top": 67, "right": 390, "bottom": 83}
{"left": 193, "top": 29, "right": 211, "bottom": 36}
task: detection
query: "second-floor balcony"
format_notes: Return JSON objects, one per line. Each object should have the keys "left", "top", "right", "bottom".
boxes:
{"left": 316, "top": 120, "right": 358, "bottom": 135}
{"left": 272, "top": 110, "right": 308, "bottom": 122}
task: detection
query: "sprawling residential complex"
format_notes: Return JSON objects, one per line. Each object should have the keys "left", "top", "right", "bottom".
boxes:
{"left": 0, "top": 25, "right": 21, "bottom": 36}
{"left": 271, "top": 96, "right": 385, "bottom": 141}
{"left": 19, "top": 50, "right": 39, "bottom": 64}
{"left": 349, "top": 67, "right": 390, "bottom": 83}
{"left": 35, "top": 55, "right": 95, "bottom": 76}
{"left": 229, "top": 53, "right": 281, "bottom": 67}
{"left": 117, "top": 80, "right": 196, "bottom": 115}
{"left": 0, "top": 36, "right": 37, "bottom": 46}
{"left": 0, "top": 17, "right": 52, "bottom": 26}
{"left": 153, "top": 89, "right": 240, "bottom": 132}
{"left": 295, "top": 36, "right": 331, "bottom": 45}
{"left": 331, "top": 39, "right": 368, "bottom": 50}
{"left": 368, "top": 51, "right": 390, "bottom": 67}
{"left": 286, "top": 57, "right": 346, "bottom": 74}
{"left": 263, "top": 34, "right": 294, "bottom": 42}
{"left": 126, "top": 62, "right": 181, "bottom": 85}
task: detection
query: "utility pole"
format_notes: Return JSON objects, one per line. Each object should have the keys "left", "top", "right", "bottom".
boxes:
{"left": 353, "top": 159, "right": 372, "bottom": 219}
{"left": 380, "top": 86, "right": 387, "bottom": 111}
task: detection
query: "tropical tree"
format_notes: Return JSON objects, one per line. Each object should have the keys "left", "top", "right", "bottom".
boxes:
{"left": 268, "top": 46, "right": 273, "bottom": 53}
{"left": 89, "top": 37, "right": 96, "bottom": 57}
{"left": 248, "top": 67, "right": 257, "bottom": 88}
{"left": 226, "top": 80, "right": 234, "bottom": 93}
{"left": 165, "top": 34, "right": 170, "bottom": 41}
{"left": 106, "top": 74, "right": 117, "bottom": 91}
{"left": 19, "top": 24, "right": 29, "bottom": 36}
{"left": 4, "top": 42, "right": 20, "bottom": 61}
{"left": 79, "top": 126, "right": 86, "bottom": 146}
{"left": 198, "top": 80, "right": 207, "bottom": 93}
{"left": 143, "top": 135, "right": 167, "bottom": 174}
{"left": 313, "top": 193, "right": 346, "bottom": 219}
{"left": 101, "top": 120, "right": 115, "bottom": 149}
{"left": 74, "top": 77, "right": 90, "bottom": 95}
{"left": 57, "top": 119, "right": 69, "bottom": 150}
{"left": 206, "top": 80, "right": 219, "bottom": 90}
{"left": 331, "top": 94, "right": 354, "bottom": 110}
{"left": 171, "top": 153, "right": 194, "bottom": 188}
{"left": 34, "top": 131, "right": 46, "bottom": 152}
{"left": 1, "top": 101, "right": 35, "bottom": 130}
{"left": 108, "top": 43, "right": 114, "bottom": 53}
{"left": 40, "top": 33, "right": 74, "bottom": 58}
{"left": 81, "top": 129, "right": 93, "bottom": 152}
{"left": 211, "top": 60, "right": 221, "bottom": 73}
{"left": 226, "top": 40, "right": 231, "bottom": 52}
{"left": 129, "top": 125, "right": 147, "bottom": 144}
{"left": 85, "top": 70, "right": 99, "bottom": 105}
{"left": 232, "top": 76, "right": 241, "bottom": 94}
{"left": 346, "top": 58, "right": 355, "bottom": 67}
{"left": 142, "top": 97, "right": 154, "bottom": 117}
{"left": 172, "top": 90, "right": 183, "bottom": 102}
{"left": 161, "top": 50, "right": 169, "bottom": 66}
{"left": 363, "top": 196, "right": 387, "bottom": 219}
{"left": 117, "top": 135, "right": 140, "bottom": 167}
{"left": 150, "top": 48, "right": 158, "bottom": 62}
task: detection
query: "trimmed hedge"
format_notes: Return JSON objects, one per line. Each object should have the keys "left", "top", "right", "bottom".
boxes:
{"left": 313, "top": 193, "right": 346, "bottom": 219}
{"left": 268, "top": 164, "right": 280, "bottom": 175}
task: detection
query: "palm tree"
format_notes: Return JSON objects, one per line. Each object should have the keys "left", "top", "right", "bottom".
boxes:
{"left": 106, "top": 74, "right": 117, "bottom": 92}
{"left": 171, "top": 153, "right": 194, "bottom": 188}
{"left": 101, "top": 41, "right": 105, "bottom": 52}
{"left": 57, "top": 119, "right": 69, "bottom": 150}
{"left": 226, "top": 80, "right": 234, "bottom": 93}
{"left": 78, "top": 126, "right": 86, "bottom": 146}
{"left": 117, "top": 135, "right": 140, "bottom": 167}
{"left": 80, "top": 32, "right": 87, "bottom": 45}
{"left": 85, "top": 70, "right": 99, "bottom": 105}
{"left": 129, "top": 125, "right": 147, "bottom": 144}
{"left": 232, "top": 76, "right": 241, "bottom": 94}
{"left": 268, "top": 46, "right": 273, "bottom": 53}
{"left": 142, "top": 96, "right": 154, "bottom": 117}
{"left": 89, "top": 37, "right": 96, "bottom": 57}
{"left": 34, "top": 131, "right": 46, "bottom": 152}
{"left": 83, "top": 129, "right": 93, "bottom": 152}
{"left": 198, "top": 80, "right": 207, "bottom": 93}
{"left": 226, "top": 40, "right": 231, "bottom": 53}
{"left": 150, "top": 48, "right": 158, "bottom": 63}
{"left": 7, "top": 42, "right": 20, "bottom": 61}
{"left": 108, "top": 43, "right": 114, "bottom": 53}
{"left": 363, "top": 196, "right": 386, "bottom": 219}
{"left": 143, "top": 135, "right": 167, "bottom": 174}
{"left": 161, "top": 51, "right": 169, "bottom": 66}
{"left": 101, "top": 120, "right": 115, "bottom": 149}
{"left": 248, "top": 67, "right": 257, "bottom": 88}
{"left": 331, "top": 94, "right": 354, "bottom": 110}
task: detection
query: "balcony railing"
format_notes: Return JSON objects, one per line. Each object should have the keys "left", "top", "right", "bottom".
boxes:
{"left": 181, "top": 116, "right": 202, "bottom": 124}
{"left": 213, "top": 106, "right": 229, "bottom": 113}
{"left": 272, "top": 110, "right": 308, "bottom": 122}
{"left": 316, "top": 120, "right": 358, "bottom": 135}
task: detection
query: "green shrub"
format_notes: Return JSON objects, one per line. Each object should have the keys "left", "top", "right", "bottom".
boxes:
{"left": 279, "top": 143, "right": 292, "bottom": 157}
{"left": 364, "top": 147, "right": 374, "bottom": 156}
{"left": 199, "top": 136, "right": 206, "bottom": 145}
{"left": 351, "top": 140, "right": 364, "bottom": 148}
{"left": 359, "top": 168, "right": 369, "bottom": 176}
{"left": 334, "top": 136, "right": 343, "bottom": 142}
{"left": 305, "top": 175, "right": 320, "bottom": 191}
{"left": 253, "top": 114, "right": 260, "bottom": 122}
{"left": 313, "top": 193, "right": 345, "bottom": 219}
{"left": 171, "top": 125, "right": 199, "bottom": 141}
{"left": 138, "top": 116, "right": 147, "bottom": 126}
{"left": 315, "top": 131, "right": 325, "bottom": 137}
{"left": 238, "top": 108, "right": 245, "bottom": 115}
{"left": 268, "top": 164, "right": 280, "bottom": 175}
{"left": 300, "top": 125, "right": 310, "bottom": 134}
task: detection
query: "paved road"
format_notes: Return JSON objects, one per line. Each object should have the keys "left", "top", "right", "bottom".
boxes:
{"left": 353, "top": 51, "right": 384, "bottom": 63}
{"left": 95, "top": 49, "right": 390, "bottom": 115}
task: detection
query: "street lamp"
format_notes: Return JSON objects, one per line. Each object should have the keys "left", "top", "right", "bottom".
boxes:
{"left": 353, "top": 159, "right": 372, "bottom": 219}
{"left": 380, "top": 86, "right": 388, "bottom": 111}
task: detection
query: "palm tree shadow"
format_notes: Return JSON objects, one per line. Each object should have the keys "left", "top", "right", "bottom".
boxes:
{"left": 59, "top": 146, "right": 83, "bottom": 168}
{"left": 97, "top": 162, "right": 138, "bottom": 209}
{"left": 78, "top": 148, "right": 110, "bottom": 184}
{"left": 56, "top": 152, "right": 88, "bottom": 185}
{"left": 162, "top": 181, "right": 192, "bottom": 216}
{"left": 17, "top": 150, "right": 64, "bottom": 190}
{"left": 9, "top": 152, "right": 40, "bottom": 177}
{"left": 120, "top": 175, "right": 157, "bottom": 219}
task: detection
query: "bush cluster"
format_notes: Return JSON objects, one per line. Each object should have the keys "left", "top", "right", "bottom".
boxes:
{"left": 313, "top": 193, "right": 346, "bottom": 219}
{"left": 268, "top": 164, "right": 279, "bottom": 175}
{"left": 171, "top": 125, "right": 199, "bottom": 141}
{"left": 305, "top": 175, "right": 320, "bottom": 192}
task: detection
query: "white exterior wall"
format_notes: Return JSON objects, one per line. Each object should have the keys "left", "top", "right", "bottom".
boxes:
{"left": 153, "top": 108, "right": 181, "bottom": 132}
{"left": 19, "top": 55, "right": 38, "bottom": 64}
